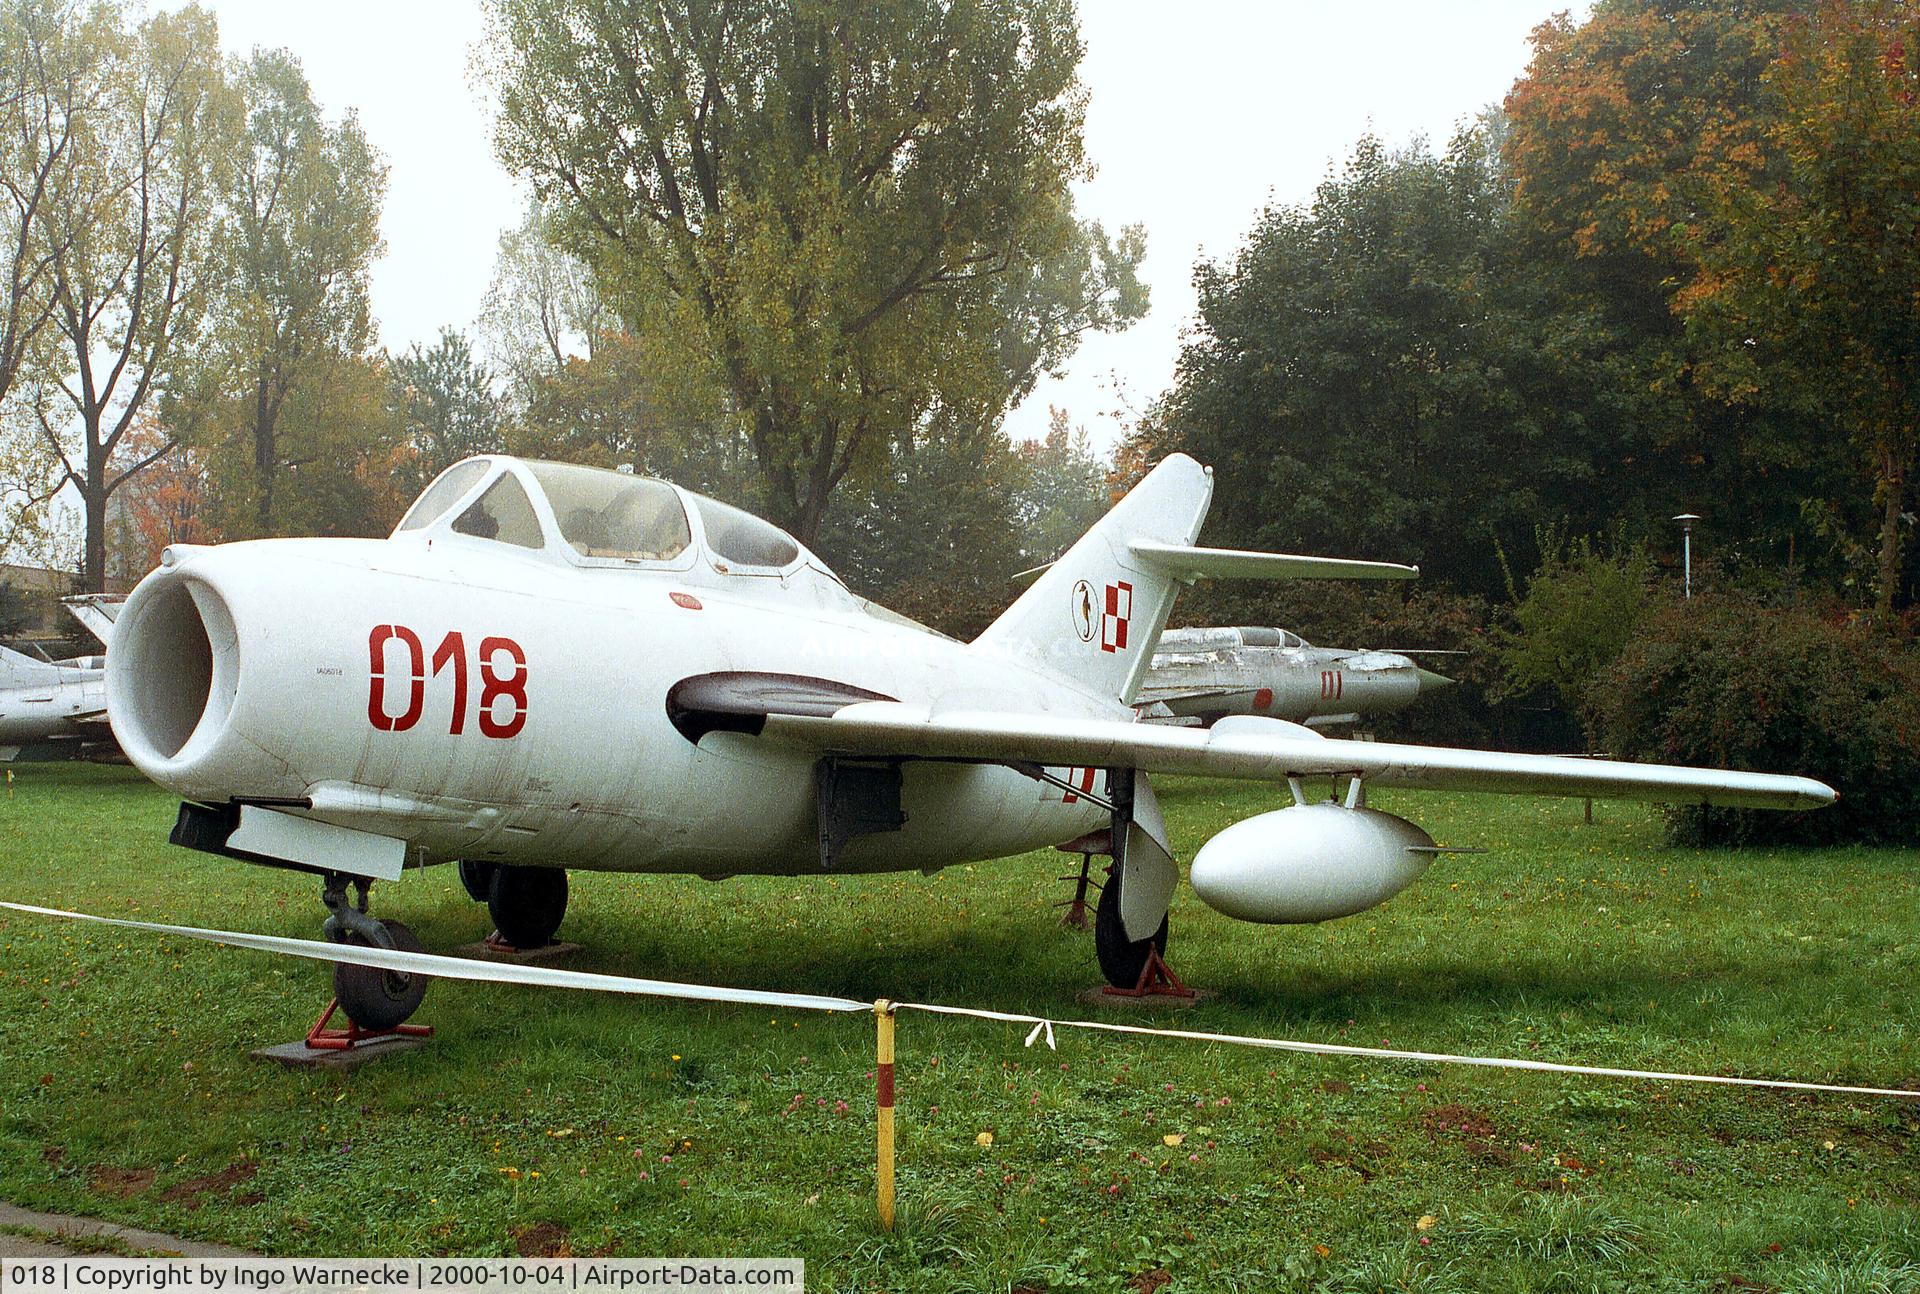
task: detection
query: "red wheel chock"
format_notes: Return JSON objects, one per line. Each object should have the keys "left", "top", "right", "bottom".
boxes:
{"left": 1103, "top": 945, "right": 1196, "bottom": 1000}
{"left": 304, "top": 998, "right": 433, "bottom": 1052}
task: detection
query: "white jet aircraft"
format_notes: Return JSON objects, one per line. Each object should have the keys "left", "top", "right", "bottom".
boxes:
{"left": 104, "top": 454, "right": 1834, "bottom": 1030}
{"left": 1141, "top": 625, "right": 1456, "bottom": 729}
{"left": 1, "top": 644, "right": 108, "bottom": 761}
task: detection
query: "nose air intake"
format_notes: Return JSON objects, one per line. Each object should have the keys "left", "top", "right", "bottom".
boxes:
{"left": 108, "top": 573, "right": 238, "bottom": 769}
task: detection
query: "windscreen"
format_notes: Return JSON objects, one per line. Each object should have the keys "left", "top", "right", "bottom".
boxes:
{"left": 395, "top": 459, "right": 488, "bottom": 532}
{"left": 693, "top": 495, "right": 800, "bottom": 569}
{"left": 527, "top": 462, "right": 691, "bottom": 562}
{"left": 452, "top": 474, "right": 546, "bottom": 549}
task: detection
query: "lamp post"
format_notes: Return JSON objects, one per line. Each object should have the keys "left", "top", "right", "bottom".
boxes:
{"left": 1673, "top": 513, "right": 1701, "bottom": 600}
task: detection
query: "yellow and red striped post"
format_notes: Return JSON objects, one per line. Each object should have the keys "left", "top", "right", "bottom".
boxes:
{"left": 875, "top": 998, "right": 897, "bottom": 1231}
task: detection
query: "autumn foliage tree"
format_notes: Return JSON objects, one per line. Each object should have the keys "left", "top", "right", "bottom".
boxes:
{"left": 1679, "top": 1, "right": 1920, "bottom": 617}
{"left": 1501, "top": 0, "right": 1920, "bottom": 611}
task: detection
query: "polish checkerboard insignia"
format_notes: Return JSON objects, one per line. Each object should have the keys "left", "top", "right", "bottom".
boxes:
{"left": 1101, "top": 581, "right": 1132, "bottom": 654}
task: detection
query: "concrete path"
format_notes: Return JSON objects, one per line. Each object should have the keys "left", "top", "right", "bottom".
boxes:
{"left": 0, "top": 1202, "right": 250, "bottom": 1258}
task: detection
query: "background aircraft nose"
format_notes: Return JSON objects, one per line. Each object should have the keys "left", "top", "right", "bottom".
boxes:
{"left": 1415, "top": 666, "right": 1455, "bottom": 694}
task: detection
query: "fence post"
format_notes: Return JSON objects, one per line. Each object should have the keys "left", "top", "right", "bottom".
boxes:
{"left": 875, "top": 999, "right": 897, "bottom": 1231}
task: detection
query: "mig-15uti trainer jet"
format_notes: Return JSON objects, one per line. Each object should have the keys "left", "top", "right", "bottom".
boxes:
{"left": 104, "top": 454, "right": 1834, "bottom": 1030}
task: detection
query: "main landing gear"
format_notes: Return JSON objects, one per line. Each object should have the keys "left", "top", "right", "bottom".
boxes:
{"left": 458, "top": 861, "right": 569, "bottom": 951}
{"left": 321, "top": 874, "right": 430, "bottom": 1032}
{"left": 1092, "top": 864, "right": 1189, "bottom": 997}
{"left": 1065, "top": 767, "right": 1193, "bottom": 1000}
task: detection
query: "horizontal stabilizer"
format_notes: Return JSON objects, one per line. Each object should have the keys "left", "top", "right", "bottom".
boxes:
{"left": 1128, "top": 541, "right": 1418, "bottom": 584}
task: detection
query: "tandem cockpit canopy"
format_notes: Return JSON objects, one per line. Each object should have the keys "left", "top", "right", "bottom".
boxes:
{"left": 392, "top": 456, "right": 818, "bottom": 585}
{"left": 1158, "top": 626, "right": 1311, "bottom": 652}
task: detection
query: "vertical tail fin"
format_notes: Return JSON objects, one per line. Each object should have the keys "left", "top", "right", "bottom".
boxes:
{"left": 0, "top": 645, "right": 63, "bottom": 687}
{"left": 973, "top": 453, "right": 1211, "bottom": 704}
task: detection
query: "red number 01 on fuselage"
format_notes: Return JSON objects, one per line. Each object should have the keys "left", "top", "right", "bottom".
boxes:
{"left": 367, "top": 626, "right": 527, "bottom": 738}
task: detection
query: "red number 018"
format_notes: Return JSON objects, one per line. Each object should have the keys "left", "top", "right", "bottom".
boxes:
{"left": 368, "top": 626, "right": 527, "bottom": 738}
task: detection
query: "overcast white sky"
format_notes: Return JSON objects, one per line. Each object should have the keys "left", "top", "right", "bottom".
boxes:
{"left": 170, "top": 0, "right": 1584, "bottom": 453}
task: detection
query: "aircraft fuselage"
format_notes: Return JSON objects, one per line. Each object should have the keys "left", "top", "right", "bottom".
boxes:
{"left": 110, "top": 536, "right": 1112, "bottom": 877}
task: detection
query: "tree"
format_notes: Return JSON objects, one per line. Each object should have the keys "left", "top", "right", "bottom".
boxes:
{"left": 1495, "top": 526, "right": 1656, "bottom": 714}
{"left": 22, "top": 1, "right": 233, "bottom": 590}
{"left": 1504, "top": 1, "right": 1792, "bottom": 335}
{"left": 1011, "top": 405, "right": 1105, "bottom": 565}
{"left": 485, "top": 0, "right": 1139, "bottom": 544}
{"left": 1501, "top": 0, "right": 1856, "bottom": 584}
{"left": 192, "top": 48, "right": 385, "bottom": 534}
{"left": 391, "top": 327, "right": 504, "bottom": 492}
{"left": 476, "top": 202, "right": 607, "bottom": 404}
{"left": 813, "top": 420, "right": 1030, "bottom": 637}
{"left": 105, "top": 415, "right": 209, "bottom": 580}
{"left": 0, "top": 401, "right": 66, "bottom": 563}
{"left": 1679, "top": 1, "right": 1920, "bottom": 617}
{"left": 505, "top": 328, "right": 756, "bottom": 500}
{"left": 200, "top": 351, "right": 407, "bottom": 539}
{"left": 0, "top": 0, "right": 83, "bottom": 412}
{"left": 1150, "top": 126, "right": 1612, "bottom": 597}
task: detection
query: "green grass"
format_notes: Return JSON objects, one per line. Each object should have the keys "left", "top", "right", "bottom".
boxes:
{"left": 2, "top": 763, "right": 1917, "bottom": 1291}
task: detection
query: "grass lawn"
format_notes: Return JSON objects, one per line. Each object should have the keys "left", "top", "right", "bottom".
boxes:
{"left": 2, "top": 762, "right": 1917, "bottom": 1291}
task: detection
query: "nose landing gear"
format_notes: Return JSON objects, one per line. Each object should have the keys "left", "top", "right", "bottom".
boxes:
{"left": 320, "top": 874, "right": 430, "bottom": 1033}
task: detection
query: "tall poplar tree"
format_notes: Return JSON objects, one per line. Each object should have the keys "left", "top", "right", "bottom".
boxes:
{"left": 485, "top": 0, "right": 1141, "bottom": 542}
{"left": 23, "top": 1, "right": 232, "bottom": 590}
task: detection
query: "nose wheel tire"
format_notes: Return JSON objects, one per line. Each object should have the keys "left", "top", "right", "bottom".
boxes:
{"left": 333, "top": 918, "right": 429, "bottom": 1031}
{"left": 487, "top": 865, "right": 568, "bottom": 950}
{"left": 1094, "top": 868, "right": 1169, "bottom": 989}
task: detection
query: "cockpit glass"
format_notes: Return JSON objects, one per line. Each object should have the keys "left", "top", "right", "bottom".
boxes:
{"left": 452, "top": 474, "right": 546, "bottom": 549}
{"left": 527, "top": 462, "right": 690, "bottom": 562}
{"left": 693, "top": 496, "right": 800, "bottom": 569}
{"left": 395, "top": 459, "right": 488, "bottom": 532}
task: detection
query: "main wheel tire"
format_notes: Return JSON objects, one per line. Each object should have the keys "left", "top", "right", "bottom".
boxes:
{"left": 1094, "top": 868, "right": 1169, "bottom": 988}
{"left": 333, "top": 918, "right": 429, "bottom": 1031}
{"left": 457, "top": 860, "right": 497, "bottom": 902}
{"left": 487, "top": 865, "right": 568, "bottom": 950}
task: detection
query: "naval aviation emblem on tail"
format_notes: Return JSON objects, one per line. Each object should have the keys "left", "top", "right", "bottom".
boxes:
{"left": 1071, "top": 579, "right": 1097, "bottom": 642}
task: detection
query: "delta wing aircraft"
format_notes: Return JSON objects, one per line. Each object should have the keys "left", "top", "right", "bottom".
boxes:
{"left": 105, "top": 454, "right": 1834, "bottom": 1030}
{"left": 1142, "top": 625, "right": 1456, "bottom": 728}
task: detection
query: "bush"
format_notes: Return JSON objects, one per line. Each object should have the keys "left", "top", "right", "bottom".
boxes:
{"left": 1586, "top": 596, "right": 1920, "bottom": 846}
{"left": 1495, "top": 530, "right": 1654, "bottom": 712}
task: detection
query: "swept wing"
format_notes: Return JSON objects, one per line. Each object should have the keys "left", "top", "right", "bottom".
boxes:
{"left": 757, "top": 702, "right": 1834, "bottom": 811}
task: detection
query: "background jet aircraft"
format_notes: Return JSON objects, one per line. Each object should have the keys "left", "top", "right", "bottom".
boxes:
{"left": 0, "top": 643, "right": 108, "bottom": 761}
{"left": 102, "top": 453, "right": 1832, "bottom": 1032}
{"left": 0, "top": 595, "right": 126, "bottom": 761}
{"left": 1141, "top": 625, "right": 1456, "bottom": 728}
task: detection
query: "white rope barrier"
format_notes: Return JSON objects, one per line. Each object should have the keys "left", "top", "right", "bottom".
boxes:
{"left": 6, "top": 900, "right": 1915, "bottom": 1100}
{"left": 895, "top": 1000, "right": 1920, "bottom": 1099}
{"left": 0, "top": 901, "right": 870, "bottom": 1014}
